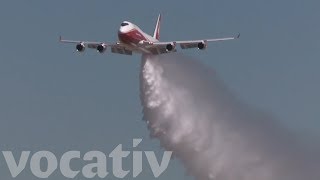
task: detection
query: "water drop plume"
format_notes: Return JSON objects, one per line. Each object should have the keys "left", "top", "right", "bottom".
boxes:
{"left": 139, "top": 54, "right": 319, "bottom": 180}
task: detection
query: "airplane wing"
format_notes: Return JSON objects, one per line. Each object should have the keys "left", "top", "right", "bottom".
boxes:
{"left": 144, "top": 45, "right": 177, "bottom": 55}
{"left": 147, "top": 33, "right": 240, "bottom": 53}
{"left": 59, "top": 36, "right": 132, "bottom": 55}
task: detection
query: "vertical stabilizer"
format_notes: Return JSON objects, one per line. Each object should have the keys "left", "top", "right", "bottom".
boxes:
{"left": 153, "top": 14, "right": 161, "bottom": 40}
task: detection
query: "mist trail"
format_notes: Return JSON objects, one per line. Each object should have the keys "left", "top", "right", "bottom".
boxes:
{"left": 139, "top": 54, "right": 319, "bottom": 180}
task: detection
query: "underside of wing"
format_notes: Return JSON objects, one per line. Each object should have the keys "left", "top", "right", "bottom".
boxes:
{"left": 146, "top": 45, "right": 176, "bottom": 55}
{"left": 143, "top": 42, "right": 177, "bottom": 55}
{"left": 111, "top": 46, "right": 132, "bottom": 55}
{"left": 150, "top": 33, "right": 240, "bottom": 51}
{"left": 59, "top": 36, "right": 132, "bottom": 55}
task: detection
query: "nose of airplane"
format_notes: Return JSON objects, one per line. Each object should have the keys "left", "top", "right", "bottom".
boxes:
{"left": 118, "top": 27, "right": 126, "bottom": 34}
{"left": 119, "top": 21, "right": 132, "bottom": 34}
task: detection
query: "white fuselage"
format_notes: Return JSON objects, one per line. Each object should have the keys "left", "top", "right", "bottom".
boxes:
{"left": 118, "top": 21, "right": 159, "bottom": 54}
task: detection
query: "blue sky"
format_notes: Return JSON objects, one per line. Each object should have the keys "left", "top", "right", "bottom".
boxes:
{"left": 0, "top": 0, "right": 319, "bottom": 179}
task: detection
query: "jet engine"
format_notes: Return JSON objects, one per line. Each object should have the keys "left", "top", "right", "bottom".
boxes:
{"left": 166, "top": 43, "right": 176, "bottom": 52}
{"left": 76, "top": 43, "right": 85, "bottom": 52}
{"left": 197, "top": 41, "right": 207, "bottom": 50}
{"left": 97, "top": 44, "right": 107, "bottom": 53}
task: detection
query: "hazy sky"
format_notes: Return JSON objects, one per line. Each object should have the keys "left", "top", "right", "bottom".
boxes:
{"left": 0, "top": 0, "right": 319, "bottom": 179}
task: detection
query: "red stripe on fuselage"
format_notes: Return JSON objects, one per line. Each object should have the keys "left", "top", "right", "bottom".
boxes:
{"left": 118, "top": 29, "right": 147, "bottom": 44}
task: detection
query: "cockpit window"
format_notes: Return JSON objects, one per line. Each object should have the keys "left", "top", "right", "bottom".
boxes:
{"left": 121, "top": 22, "right": 129, "bottom": 26}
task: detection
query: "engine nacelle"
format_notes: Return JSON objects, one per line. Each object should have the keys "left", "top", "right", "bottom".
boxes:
{"left": 76, "top": 43, "right": 85, "bottom": 52}
{"left": 97, "top": 44, "right": 107, "bottom": 53}
{"left": 166, "top": 43, "right": 176, "bottom": 52}
{"left": 197, "top": 41, "right": 207, "bottom": 50}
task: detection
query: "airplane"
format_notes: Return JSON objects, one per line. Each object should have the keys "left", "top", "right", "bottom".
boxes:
{"left": 60, "top": 14, "right": 240, "bottom": 55}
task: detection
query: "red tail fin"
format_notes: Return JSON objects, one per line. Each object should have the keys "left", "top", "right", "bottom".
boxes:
{"left": 153, "top": 14, "right": 161, "bottom": 40}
